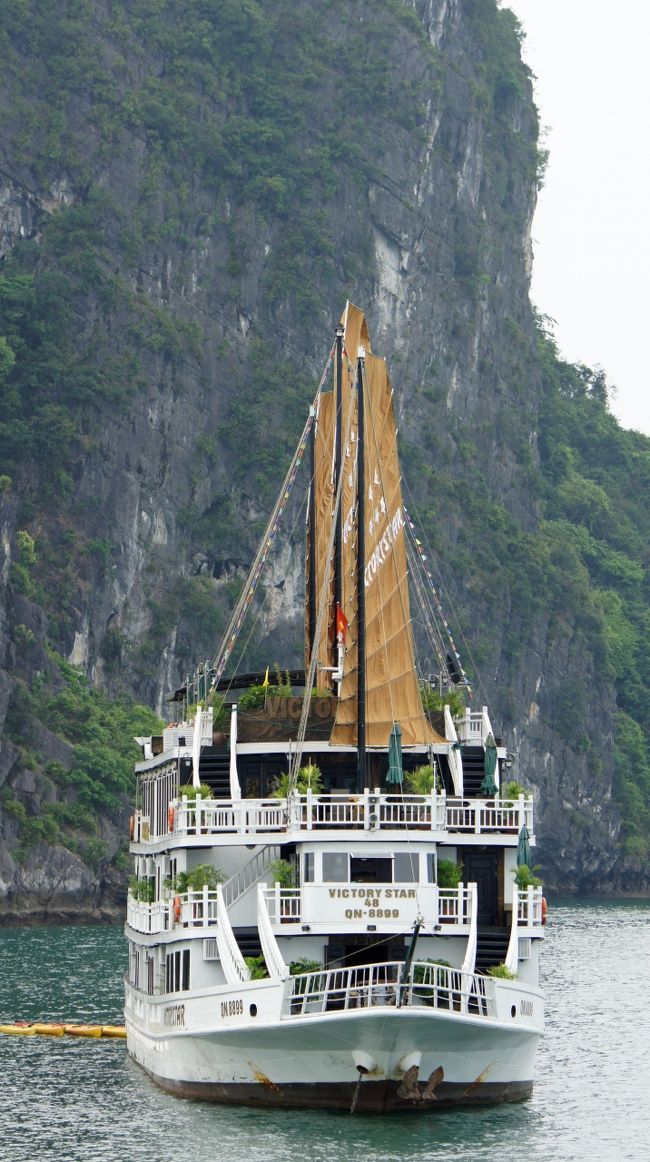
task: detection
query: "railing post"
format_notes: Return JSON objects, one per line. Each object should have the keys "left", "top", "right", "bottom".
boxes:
{"left": 518, "top": 794, "right": 525, "bottom": 831}
{"left": 306, "top": 788, "right": 313, "bottom": 830}
{"left": 202, "top": 884, "right": 209, "bottom": 927}
{"left": 474, "top": 800, "right": 480, "bottom": 834}
{"left": 457, "top": 881, "right": 463, "bottom": 921}
{"left": 363, "top": 787, "right": 370, "bottom": 830}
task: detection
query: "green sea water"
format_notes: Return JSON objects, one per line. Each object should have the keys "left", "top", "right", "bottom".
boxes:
{"left": 1, "top": 901, "right": 649, "bottom": 1162}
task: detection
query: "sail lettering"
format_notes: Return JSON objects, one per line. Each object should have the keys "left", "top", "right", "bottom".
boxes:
{"left": 364, "top": 506, "right": 404, "bottom": 588}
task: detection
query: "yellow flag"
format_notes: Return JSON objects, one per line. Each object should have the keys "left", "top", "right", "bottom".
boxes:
{"left": 262, "top": 666, "right": 269, "bottom": 687}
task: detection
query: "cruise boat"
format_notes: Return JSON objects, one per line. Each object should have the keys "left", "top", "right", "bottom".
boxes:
{"left": 125, "top": 304, "right": 545, "bottom": 1111}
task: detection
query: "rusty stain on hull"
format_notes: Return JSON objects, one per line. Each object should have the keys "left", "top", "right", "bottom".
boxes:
{"left": 461, "top": 1062, "right": 494, "bottom": 1099}
{"left": 250, "top": 1064, "right": 282, "bottom": 1093}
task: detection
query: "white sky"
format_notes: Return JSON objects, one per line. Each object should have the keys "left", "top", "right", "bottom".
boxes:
{"left": 504, "top": 1, "right": 650, "bottom": 434}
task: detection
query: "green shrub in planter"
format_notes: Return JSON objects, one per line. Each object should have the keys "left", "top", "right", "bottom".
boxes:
{"left": 268, "top": 858, "right": 295, "bottom": 887}
{"left": 487, "top": 964, "right": 517, "bottom": 980}
{"left": 436, "top": 859, "right": 463, "bottom": 888}
{"left": 513, "top": 863, "right": 542, "bottom": 890}
{"left": 245, "top": 954, "right": 268, "bottom": 979}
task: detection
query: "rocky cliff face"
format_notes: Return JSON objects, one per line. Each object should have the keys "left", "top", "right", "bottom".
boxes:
{"left": 0, "top": 0, "right": 647, "bottom": 919}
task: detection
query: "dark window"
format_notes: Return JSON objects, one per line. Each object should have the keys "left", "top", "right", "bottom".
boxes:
{"left": 350, "top": 857, "right": 392, "bottom": 883}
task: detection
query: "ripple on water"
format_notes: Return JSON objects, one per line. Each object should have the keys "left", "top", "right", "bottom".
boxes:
{"left": 1, "top": 902, "right": 649, "bottom": 1162}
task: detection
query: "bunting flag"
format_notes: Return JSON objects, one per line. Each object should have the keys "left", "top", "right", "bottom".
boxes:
{"left": 403, "top": 503, "right": 471, "bottom": 693}
{"left": 335, "top": 603, "right": 348, "bottom": 644}
{"left": 262, "top": 666, "right": 270, "bottom": 688}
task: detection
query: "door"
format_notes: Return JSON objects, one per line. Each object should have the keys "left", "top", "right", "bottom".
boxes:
{"left": 463, "top": 850, "right": 499, "bottom": 925}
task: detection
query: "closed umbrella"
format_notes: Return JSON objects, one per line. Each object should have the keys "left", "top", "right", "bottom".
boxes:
{"left": 517, "top": 824, "right": 531, "bottom": 868}
{"left": 479, "top": 733, "right": 498, "bottom": 796}
{"left": 387, "top": 722, "right": 403, "bottom": 785}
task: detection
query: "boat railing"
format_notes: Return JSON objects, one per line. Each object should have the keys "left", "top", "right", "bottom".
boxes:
{"left": 505, "top": 887, "right": 544, "bottom": 974}
{"left": 282, "top": 959, "right": 493, "bottom": 1019}
{"left": 126, "top": 888, "right": 221, "bottom": 934}
{"left": 516, "top": 885, "right": 544, "bottom": 927}
{"left": 262, "top": 883, "right": 474, "bottom": 930}
{"left": 134, "top": 791, "right": 532, "bottom": 844}
{"left": 445, "top": 795, "right": 533, "bottom": 833}
{"left": 256, "top": 884, "right": 289, "bottom": 978}
{"left": 215, "top": 884, "right": 250, "bottom": 984}
{"left": 222, "top": 844, "right": 282, "bottom": 908}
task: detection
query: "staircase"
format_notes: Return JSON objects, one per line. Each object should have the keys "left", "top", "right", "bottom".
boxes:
{"left": 199, "top": 747, "right": 231, "bottom": 797}
{"left": 234, "top": 928, "right": 263, "bottom": 960}
{"left": 461, "top": 745, "right": 486, "bottom": 798}
{"left": 474, "top": 926, "right": 510, "bottom": 973}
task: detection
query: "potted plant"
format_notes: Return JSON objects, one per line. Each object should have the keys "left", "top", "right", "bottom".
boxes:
{"left": 436, "top": 859, "right": 463, "bottom": 888}
{"left": 404, "top": 764, "right": 439, "bottom": 796}
{"left": 268, "top": 858, "right": 295, "bottom": 888}
{"left": 270, "top": 763, "right": 323, "bottom": 798}
{"left": 513, "top": 863, "right": 542, "bottom": 891}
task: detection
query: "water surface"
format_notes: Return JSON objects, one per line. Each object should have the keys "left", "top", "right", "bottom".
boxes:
{"left": 1, "top": 901, "right": 648, "bottom": 1161}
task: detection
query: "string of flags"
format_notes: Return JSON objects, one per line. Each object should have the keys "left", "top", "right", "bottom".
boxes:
{"left": 403, "top": 504, "right": 471, "bottom": 693}
{"left": 208, "top": 346, "right": 335, "bottom": 690}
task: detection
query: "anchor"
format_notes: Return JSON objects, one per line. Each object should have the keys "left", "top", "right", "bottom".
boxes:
{"left": 396, "top": 1063, "right": 444, "bottom": 1102}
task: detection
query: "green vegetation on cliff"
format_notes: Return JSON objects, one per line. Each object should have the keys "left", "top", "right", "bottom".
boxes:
{"left": 0, "top": 0, "right": 649, "bottom": 893}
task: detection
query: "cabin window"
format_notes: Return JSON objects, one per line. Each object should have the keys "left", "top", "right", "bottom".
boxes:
{"left": 427, "top": 852, "right": 437, "bottom": 883}
{"left": 303, "top": 852, "right": 314, "bottom": 882}
{"left": 166, "top": 948, "right": 191, "bottom": 993}
{"left": 394, "top": 853, "right": 419, "bottom": 882}
{"left": 350, "top": 856, "right": 392, "bottom": 883}
{"left": 322, "top": 852, "right": 348, "bottom": 881}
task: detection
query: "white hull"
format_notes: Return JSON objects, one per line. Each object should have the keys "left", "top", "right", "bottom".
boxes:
{"left": 125, "top": 978, "right": 543, "bottom": 1111}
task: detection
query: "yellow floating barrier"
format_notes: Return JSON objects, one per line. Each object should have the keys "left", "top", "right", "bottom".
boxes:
{"left": 33, "top": 1023, "right": 65, "bottom": 1037}
{"left": 1, "top": 1020, "right": 126, "bottom": 1038}
{"left": 101, "top": 1025, "right": 127, "bottom": 1039}
{"left": 64, "top": 1024, "right": 103, "bottom": 1038}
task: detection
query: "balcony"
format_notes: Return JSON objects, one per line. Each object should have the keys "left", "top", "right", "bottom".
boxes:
{"left": 261, "top": 882, "right": 474, "bottom": 934}
{"left": 126, "top": 888, "right": 219, "bottom": 935}
{"left": 132, "top": 791, "right": 533, "bottom": 846}
{"left": 281, "top": 959, "right": 493, "bottom": 1019}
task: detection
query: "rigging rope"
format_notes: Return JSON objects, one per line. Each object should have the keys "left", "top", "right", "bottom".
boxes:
{"left": 209, "top": 345, "right": 335, "bottom": 688}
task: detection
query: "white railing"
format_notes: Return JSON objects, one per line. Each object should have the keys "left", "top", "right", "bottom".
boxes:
{"left": 222, "top": 844, "right": 282, "bottom": 908}
{"left": 444, "top": 706, "right": 463, "bottom": 795}
{"left": 215, "top": 884, "right": 250, "bottom": 984}
{"left": 505, "top": 886, "right": 543, "bottom": 973}
{"left": 461, "top": 882, "right": 478, "bottom": 973}
{"left": 126, "top": 897, "right": 169, "bottom": 934}
{"left": 456, "top": 706, "right": 493, "bottom": 746}
{"left": 446, "top": 795, "right": 533, "bottom": 833}
{"left": 282, "top": 960, "right": 492, "bottom": 1019}
{"left": 516, "top": 885, "right": 544, "bottom": 927}
{"left": 136, "top": 792, "right": 532, "bottom": 844}
{"left": 256, "top": 884, "right": 289, "bottom": 979}
{"left": 262, "top": 883, "right": 474, "bottom": 931}
{"left": 505, "top": 891, "right": 520, "bottom": 975}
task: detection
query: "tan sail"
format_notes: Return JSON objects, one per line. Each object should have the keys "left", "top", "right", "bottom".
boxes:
{"left": 321, "top": 304, "right": 439, "bottom": 748}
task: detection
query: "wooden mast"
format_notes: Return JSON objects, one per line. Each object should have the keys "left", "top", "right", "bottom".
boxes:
{"left": 333, "top": 322, "right": 344, "bottom": 667}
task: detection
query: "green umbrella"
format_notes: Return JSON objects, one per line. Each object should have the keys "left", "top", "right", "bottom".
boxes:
{"left": 479, "top": 733, "right": 498, "bottom": 796}
{"left": 387, "top": 722, "right": 403, "bottom": 785}
{"left": 517, "top": 824, "right": 531, "bottom": 868}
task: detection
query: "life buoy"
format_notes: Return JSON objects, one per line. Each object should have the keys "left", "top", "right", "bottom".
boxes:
{"left": 129, "top": 815, "right": 134, "bottom": 840}
{"left": 167, "top": 805, "right": 175, "bottom": 833}
{"left": 541, "top": 896, "right": 548, "bottom": 925}
{"left": 173, "top": 895, "right": 181, "bottom": 923}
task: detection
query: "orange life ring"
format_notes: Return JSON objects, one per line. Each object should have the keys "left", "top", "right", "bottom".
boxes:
{"left": 173, "top": 895, "right": 181, "bottom": 923}
{"left": 541, "top": 896, "right": 548, "bottom": 925}
{"left": 167, "top": 805, "right": 175, "bottom": 833}
{"left": 129, "top": 815, "right": 134, "bottom": 840}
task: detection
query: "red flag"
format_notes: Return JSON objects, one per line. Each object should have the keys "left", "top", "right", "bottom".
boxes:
{"left": 336, "top": 603, "right": 348, "bottom": 644}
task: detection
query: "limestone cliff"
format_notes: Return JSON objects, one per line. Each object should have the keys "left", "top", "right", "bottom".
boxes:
{"left": 0, "top": 0, "right": 648, "bottom": 920}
